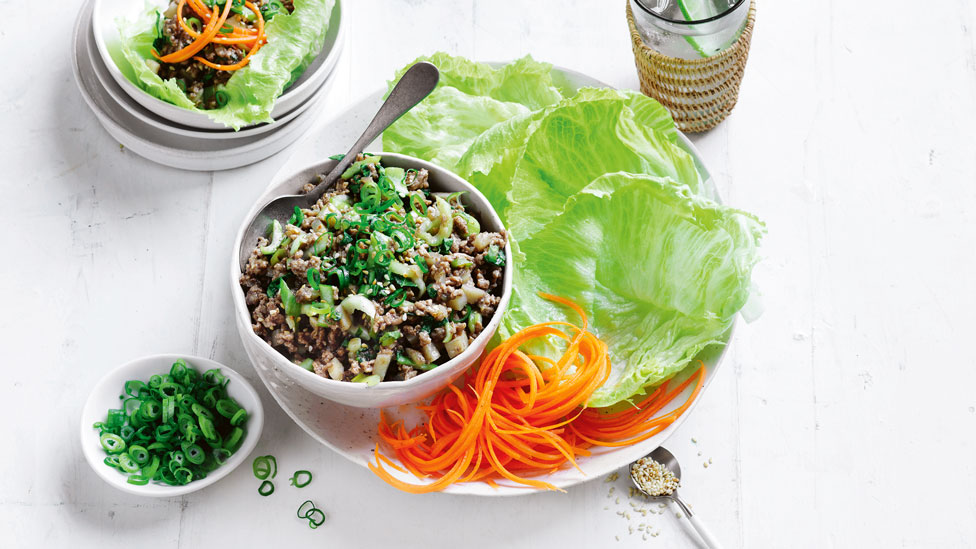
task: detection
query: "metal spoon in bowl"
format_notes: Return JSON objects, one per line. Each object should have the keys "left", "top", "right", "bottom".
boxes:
{"left": 631, "top": 447, "right": 724, "bottom": 549}
{"left": 237, "top": 61, "right": 440, "bottom": 270}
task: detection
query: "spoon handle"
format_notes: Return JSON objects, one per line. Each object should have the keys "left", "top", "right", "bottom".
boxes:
{"left": 685, "top": 512, "right": 723, "bottom": 549}
{"left": 671, "top": 495, "right": 723, "bottom": 549}
{"left": 314, "top": 61, "right": 440, "bottom": 197}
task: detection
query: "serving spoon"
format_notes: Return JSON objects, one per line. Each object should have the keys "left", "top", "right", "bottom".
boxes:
{"left": 631, "top": 447, "right": 724, "bottom": 549}
{"left": 237, "top": 61, "right": 440, "bottom": 270}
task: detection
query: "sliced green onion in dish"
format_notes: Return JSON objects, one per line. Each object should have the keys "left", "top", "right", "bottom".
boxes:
{"left": 288, "top": 206, "right": 304, "bottom": 227}
{"left": 258, "top": 480, "right": 275, "bottom": 496}
{"left": 91, "top": 359, "right": 248, "bottom": 487}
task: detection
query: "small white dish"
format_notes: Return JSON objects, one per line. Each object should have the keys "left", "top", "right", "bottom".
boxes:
{"left": 80, "top": 354, "right": 265, "bottom": 497}
{"left": 91, "top": 0, "right": 345, "bottom": 130}
{"left": 231, "top": 153, "right": 514, "bottom": 409}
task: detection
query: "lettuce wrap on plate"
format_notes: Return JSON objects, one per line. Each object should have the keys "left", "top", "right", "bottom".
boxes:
{"left": 116, "top": 0, "right": 334, "bottom": 129}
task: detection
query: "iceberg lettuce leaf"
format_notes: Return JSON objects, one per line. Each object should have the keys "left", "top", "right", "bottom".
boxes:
{"left": 383, "top": 53, "right": 566, "bottom": 172}
{"left": 504, "top": 173, "right": 764, "bottom": 406}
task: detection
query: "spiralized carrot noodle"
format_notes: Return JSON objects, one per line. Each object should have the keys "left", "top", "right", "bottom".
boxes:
{"left": 154, "top": 0, "right": 267, "bottom": 71}
{"left": 368, "top": 293, "right": 708, "bottom": 493}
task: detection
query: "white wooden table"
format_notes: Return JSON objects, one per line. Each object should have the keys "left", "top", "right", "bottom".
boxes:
{"left": 3, "top": 1, "right": 976, "bottom": 547}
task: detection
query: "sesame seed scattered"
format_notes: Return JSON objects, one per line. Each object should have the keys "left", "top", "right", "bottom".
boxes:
{"left": 708, "top": 457, "right": 713, "bottom": 464}
{"left": 615, "top": 536, "right": 620, "bottom": 542}
{"left": 605, "top": 472, "right": 619, "bottom": 482}
{"left": 691, "top": 438, "right": 697, "bottom": 443}
{"left": 704, "top": 461, "right": 709, "bottom": 468}
{"left": 676, "top": 512, "right": 683, "bottom": 519}
{"left": 616, "top": 497, "right": 620, "bottom": 504}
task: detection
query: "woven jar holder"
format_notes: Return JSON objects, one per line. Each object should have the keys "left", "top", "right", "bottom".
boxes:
{"left": 627, "top": 0, "right": 756, "bottom": 132}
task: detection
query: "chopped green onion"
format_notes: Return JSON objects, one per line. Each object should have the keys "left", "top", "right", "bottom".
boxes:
{"left": 409, "top": 192, "right": 428, "bottom": 216}
{"left": 215, "top": 89, "right": 229, "bottom": 107}
{"left": 252, "top": 455, "right": 277, "bottom": 479}
{"left": 288, "top": 206, "right": 304, "bottom": 227}
{"left": 118, "top": 454, "right": 141, "bottom": 473}
{"left": 306, "top": 508, "right": 326, "bottom": 529}
{"left": 258, "top": 480, "right": 275, "bottom": 496}
{"left": 92, "top": 360, "right": 247, "bottom": 487}
{"left": 100, "top": 433, "right": 126, "bottom": 454}
{"left": 127, "top": 474, "right": 150, "bottom": 486}
{"left": 231, "top": 409, "right": 248, "bottom": 426}
{"left": 128, "top": 445, "right": 150, "bottom": 465}
{"left": 183, "top": 443, "right": 205, "bottom": 465}
{"left": 290, "top": 470, "right": 313, "bottom": 488}
{"left": 328, "top": 154, "right": 345, "bottom": 160}
{"left": 307, "top": 268, "right": 321, "bottom": 291}
{"left": 299, "top": 358, "right": 315, "bottom": 371}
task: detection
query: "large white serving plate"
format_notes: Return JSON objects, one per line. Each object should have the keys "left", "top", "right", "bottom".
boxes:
{"left": 92, "top": 0, "right": 344, "bottom": 130}
{"left": 242, "top": 66, "right": 732, "bottom": 495}
{"left": 72, "top": 0, "right": 334, "bottom": 171}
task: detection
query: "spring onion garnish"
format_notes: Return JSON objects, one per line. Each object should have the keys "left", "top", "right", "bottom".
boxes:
{"left": 289, "top": 470, "right": 313, "bottom": 488}
{"left": 288, "top": 206, "right": 304, "bottom": 227}
{"left": 258, "top": 480, "right": 275, "bottom": 496}
{"left": 328, "top": 154, "right": 345, "bottom": 160}
{"left": 297, "top": 500, "right": 327, "bottom": 529}
{"left": 215, "top": 89, "right": 230, "bottom": 108}
{"left": 252, "top": 455, "right": 278, "bottom": 479}
{"left": 306, "top": 268, "right": 322, "bottom": 291}
{"left": 92, "top": 359, "right": 248, "bottom": 486}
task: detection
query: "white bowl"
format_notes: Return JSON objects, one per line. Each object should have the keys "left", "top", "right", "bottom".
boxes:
{"left": 84, "top": 5, "right": 338, "bottom": 141}
{"left": 231, "top": 153, "right": 514, "bottom": 408}
{"left": 79, "top": 354, "right": 265, "bottom": 497}
{"left": 91, "top": 0, "right": 345, "bottom": 130}
{"left": 71, "top": 0, "right": 336, "bottom": 171}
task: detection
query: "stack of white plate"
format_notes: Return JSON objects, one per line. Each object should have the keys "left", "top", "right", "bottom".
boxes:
{"left": 71, "top": 0, "right": 345, "bottom": 171}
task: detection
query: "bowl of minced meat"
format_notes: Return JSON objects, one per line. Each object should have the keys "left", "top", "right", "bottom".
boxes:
{"left": 232, "top": 152, "right": 513, "bottom": 408}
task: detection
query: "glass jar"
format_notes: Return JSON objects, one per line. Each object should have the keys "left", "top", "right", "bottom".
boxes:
{"left": 629, "top": 0, "right": 750, "bottom": 60}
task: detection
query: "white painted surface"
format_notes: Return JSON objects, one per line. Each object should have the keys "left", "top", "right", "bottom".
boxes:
{"left": 2, "top": 1, "right": 975, "bottom": 547}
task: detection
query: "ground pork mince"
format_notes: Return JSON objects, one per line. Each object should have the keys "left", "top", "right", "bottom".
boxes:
{"left": 152, "top": 0, "right": 295, "bottom": 109}
{"left": 241, "top": 155, "right": 507, "bottom": 383}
